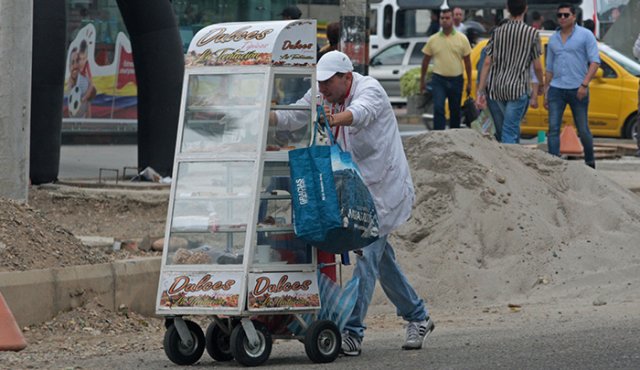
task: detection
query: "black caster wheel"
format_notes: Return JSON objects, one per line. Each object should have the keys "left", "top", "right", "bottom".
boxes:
{"left": 163, "top": 319, "right": 205, "bottom": 365}
{"left": 230, "top": 320, "right": 272, "bottom": 367}
{"left": 304, "top": 320, "right": 341, "bottom": 363}
{"left": 205, "top": 320, "right": 234, "bottom": 362}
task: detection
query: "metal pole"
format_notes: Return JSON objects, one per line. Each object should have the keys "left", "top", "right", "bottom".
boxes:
{"left": 0, "top": 0, "right": 33, "bottom": 201}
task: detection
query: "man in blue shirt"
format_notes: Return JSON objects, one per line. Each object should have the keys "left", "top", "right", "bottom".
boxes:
{"left": 544, "top": 3, "right": 600, "bottom": 168}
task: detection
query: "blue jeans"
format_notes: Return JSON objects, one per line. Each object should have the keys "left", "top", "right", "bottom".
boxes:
{"left": 487, "top": 93, "right": 529, "bottom": 144}
{"left": 344, "top": 236, "right": 427, "bottom": 339}
{"left": 431, "top": 74, "right": 463, "bottom": 130}
{"left": 547, "top": 86, "right": 594, "bottom": 165}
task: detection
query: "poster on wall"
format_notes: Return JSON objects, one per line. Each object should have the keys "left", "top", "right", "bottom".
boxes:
{"left": 63, "top": 24, "right": 138, "bottom": 120}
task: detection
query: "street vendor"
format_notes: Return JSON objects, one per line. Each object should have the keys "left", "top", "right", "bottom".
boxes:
{"left": 270, "top": 51, "right": 434, "bottom": 356}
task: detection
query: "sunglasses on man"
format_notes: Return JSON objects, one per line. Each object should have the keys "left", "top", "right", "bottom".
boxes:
{"left": 557, "top": 12, "right": 572, "bottom": 18}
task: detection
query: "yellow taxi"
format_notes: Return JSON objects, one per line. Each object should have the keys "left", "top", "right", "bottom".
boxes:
{"left": 468, "top": 32, "right": 640, "bottom": 138}
{"left": 317, "top": 23, "right": 328, "bottom": 50}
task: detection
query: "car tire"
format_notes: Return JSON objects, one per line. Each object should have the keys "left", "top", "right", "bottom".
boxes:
{"left": 623, "top": 113, "right": 638, "bottom": 139}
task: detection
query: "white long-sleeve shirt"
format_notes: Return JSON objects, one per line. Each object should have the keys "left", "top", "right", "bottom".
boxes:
{"left": 277, "top": 73, "right": 415, "bottom": 236}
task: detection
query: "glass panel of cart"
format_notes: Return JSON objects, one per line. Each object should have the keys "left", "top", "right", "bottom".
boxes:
{"left": 255, "top": 161, "right": 313, "bottom": 266}
{"left": 266, "top": 73, "right": 312, "bottom": 151}
{"left": 271, "top": 73, "right": 311, "bottom": 106}
{"left": 165, "top": 161, "right": 254, "bottom": 266}
{"left": 181, "top": 73, "right": 265, "bottom": 154}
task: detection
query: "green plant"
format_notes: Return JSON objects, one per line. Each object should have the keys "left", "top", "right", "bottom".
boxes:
{"left": 400, "top": 66, "right": 432, "bottom": 97}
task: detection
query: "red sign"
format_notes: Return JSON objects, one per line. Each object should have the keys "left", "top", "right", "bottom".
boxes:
{"left": 117, "top": 46, "right": 136, "bottom": 89}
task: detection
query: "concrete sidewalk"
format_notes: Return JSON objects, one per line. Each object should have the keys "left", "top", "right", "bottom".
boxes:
{"left": 595, "top": 156, "right": 640, "bottom": 193}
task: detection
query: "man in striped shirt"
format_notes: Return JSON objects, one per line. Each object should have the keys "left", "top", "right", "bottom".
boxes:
{"left": 475, "top": 0, "right": 543, "bottom": 144}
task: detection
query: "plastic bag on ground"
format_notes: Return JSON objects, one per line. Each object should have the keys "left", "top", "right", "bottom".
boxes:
{"left": 470, "top": 108, "right": 496, "bottom": 137}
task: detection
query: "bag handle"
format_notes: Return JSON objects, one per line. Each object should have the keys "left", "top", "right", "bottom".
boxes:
{"left": 313, "top": 103, "right": 338, "bottom": 147}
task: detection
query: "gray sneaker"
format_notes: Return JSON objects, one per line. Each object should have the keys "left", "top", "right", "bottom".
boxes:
{"left": 341, "top": 331, "right": 362, "bottom": 356}
{"left": 402, "top": 317, "right": 435, "bottom": 350}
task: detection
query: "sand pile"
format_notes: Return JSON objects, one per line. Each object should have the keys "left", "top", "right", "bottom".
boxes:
{"left": 383, "top": 130, "right": 640, "bottom": 309}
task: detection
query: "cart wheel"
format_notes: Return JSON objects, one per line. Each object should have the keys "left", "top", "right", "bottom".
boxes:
{"left": 164, "top": 317, "right": 174, "bottom": 329}
{"left": 304, "top": 320, "right": 341, "bottom": 363}
{"left": 230, "top": 320, "right": 272, "bottom": 367}
{"left": 206, "top": 320, "right": 234, "bottom": 362}
{"left": 163, "top": 320, "right": 205, "bottom": 365}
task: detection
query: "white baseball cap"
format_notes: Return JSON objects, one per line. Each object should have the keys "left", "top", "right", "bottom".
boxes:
{"left": 316, "top": 51, "right": 354, "bottom": 82}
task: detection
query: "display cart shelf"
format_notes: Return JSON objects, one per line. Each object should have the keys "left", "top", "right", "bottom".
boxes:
{"left": 169, "top": 225, "right": 293, "bottom": 234}
{"left": 259, "top": 193, "right": 292, "bottom": 200}
{"left": 271, "top": 105, "right": 312, "bottom": 111}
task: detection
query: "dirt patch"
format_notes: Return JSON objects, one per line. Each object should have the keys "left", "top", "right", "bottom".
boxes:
{"left": 0, "top": 185, "right": 170, "bottom": 367}
{"left": 0, "top": 297, "right": 166, "bottom": 368}
{"left": 0, "top": 196, "right": 109, "bottom": 272}
{"left": 0, "top": 185, "right": 168, "bottom": 272}
{"left": 28, "top": 185, "right": 168, "bottom": 241}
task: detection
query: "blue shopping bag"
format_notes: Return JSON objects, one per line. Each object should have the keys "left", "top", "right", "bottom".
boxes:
{"left": 289, "top": 106, "right": 379, "bottom": 253}
{"left": 288, "top": 123, "right": 342, "bottom": 243}
{"left": 312, "top": 145, "right": 379, "bottom": 253}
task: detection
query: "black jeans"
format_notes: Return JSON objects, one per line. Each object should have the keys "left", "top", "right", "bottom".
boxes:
{"left": 431, "top": 74, "right": 463, "bottom": 130}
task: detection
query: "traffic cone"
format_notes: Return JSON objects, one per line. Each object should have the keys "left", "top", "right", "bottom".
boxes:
{"left": 0, "top": 292, "right": 27, "bottom": 352}
{"left": 560, "top": 125, "right": 584, "bottom": 155}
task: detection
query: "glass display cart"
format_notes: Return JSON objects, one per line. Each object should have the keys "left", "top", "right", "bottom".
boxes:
{"left": 155, "top": 20, "right": 341, "bottom": 366}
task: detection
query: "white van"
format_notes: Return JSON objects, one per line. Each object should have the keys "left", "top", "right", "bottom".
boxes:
{"left": 368, "top": 0, "right": 602, "bottom": 57}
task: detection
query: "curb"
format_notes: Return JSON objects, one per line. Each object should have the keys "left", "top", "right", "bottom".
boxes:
{"left": 37, "top": 183, "right": 169, "bottom": 205}
{"left": 0, "top": 257, "right": 161, "bottom": 327}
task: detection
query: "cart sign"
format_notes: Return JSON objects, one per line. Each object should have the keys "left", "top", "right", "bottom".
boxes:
{"left": 248, "top": 272, "right": 320, "bottom": 311}
{"left": 158, "top": 271, "right": 243, "bottom": 310}
{"left": 185, "top": 20, "right": 316, "bottom": 68}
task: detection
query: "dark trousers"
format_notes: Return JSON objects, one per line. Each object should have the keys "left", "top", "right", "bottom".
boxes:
{"left": 547, "top": 86, "right": 594, "bottom": 166}
{"left": 431, "top": 73, "right": 463, "bottom": 130}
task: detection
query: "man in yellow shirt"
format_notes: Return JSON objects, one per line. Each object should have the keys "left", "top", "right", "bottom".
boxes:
{"left": 420, "top": 9, "right": 472, "bottom": 130}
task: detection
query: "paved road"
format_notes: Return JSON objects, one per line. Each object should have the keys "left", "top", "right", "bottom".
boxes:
{"left": 59, "top": 144, "right": 138, "bottom": 180}
{"left": 60, "top": 305, "right": 640, "bottom": 369}
{"left": 58, "top": 133, "right": 638, "bottom": 181}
